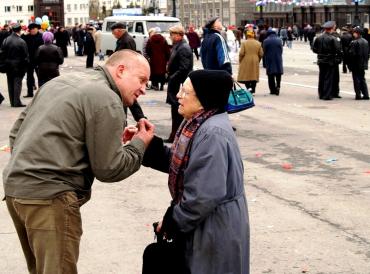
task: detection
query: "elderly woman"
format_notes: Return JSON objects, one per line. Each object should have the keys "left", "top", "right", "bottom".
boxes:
{"left": 237, "top": 30, "right": 263, "bottom": 94}
{"left": 141, "top": 70, "right": 250, "bottom": 274}
{"left": 34, "top": 31, "right": 64, "bottom": 87}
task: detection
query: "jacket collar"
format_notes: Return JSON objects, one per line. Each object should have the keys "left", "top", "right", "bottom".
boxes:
{"left": 96, "top": 65, "right": 122, "bottom": 100}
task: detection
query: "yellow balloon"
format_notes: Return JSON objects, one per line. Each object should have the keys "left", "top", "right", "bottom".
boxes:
{"left": 41, "top": 21, "right": 49, "bottom": 30}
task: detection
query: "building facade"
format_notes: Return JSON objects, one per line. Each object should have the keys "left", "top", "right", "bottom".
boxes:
{"left": 0, "top": 0, "right": 35, "bottom": 26}
{"left": 0, "top": 0, "right": 89, "bottom": 27}
{"left": 254, "top": 0, "right": 370, "bottom": 28}
{"left": 168, "top": 0, "right": 256, "bottom": 28}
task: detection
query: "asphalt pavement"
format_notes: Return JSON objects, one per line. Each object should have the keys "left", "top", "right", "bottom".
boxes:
{"left": 0, "top": 41, "right": 369, "bottom": 274}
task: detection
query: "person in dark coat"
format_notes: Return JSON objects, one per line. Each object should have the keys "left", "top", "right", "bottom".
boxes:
{"left": 166, "top": 25, "right": 193, "bottom": 143}
{"left": 200, "top": 17, "right": 232, "bottom": 74}
{"left": 0, "top": 24, "right": 11, "bottom": 46}
{"left": 21, "top": 23, "right": 43, "bottom": 98}
{"left": 1, "top": 23, "right": 29, "bottom": 107}
{"left": 35, "top": 31, "right": 64, "bottom": 87}
{"left": 55, "top": 26, "right": 71, "bottom": 58}
{"left": 142, "top": 70, "right": 249, "bottom": 274}
{"left": 185, "top": 26, "right": 201, "bottom": 60}
{"left": 146, "top": 30, "right": 170, "bottom": 90}
{"left": 111, "top": 22, "right": 136, "bottom": 52}
{"left": 348, "top": 27, "right": 369, "bottom": 100}
{"left": 0, "top": 24, "right": 11, "bottom": 104}
{"left": 263, "top": 28, "right": 283, "bottom": 95}
{"left": 84, "top": 27, "right": 96, "bottom": 68}
{"left": 312, "top": 21, "right": 342, "bottom": 100}
{"left": 76, "top": 25, "right": 85, "bottom": 56}
{"left": 341, "top": 27, "right": 353, "bottom": 74}
{"left": 111, "top": 22, "right": 145, "bottom": 124}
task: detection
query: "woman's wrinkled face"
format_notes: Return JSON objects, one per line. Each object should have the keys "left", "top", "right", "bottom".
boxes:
{"left": 176, "top": 78, "right": 203, "bottom": 120}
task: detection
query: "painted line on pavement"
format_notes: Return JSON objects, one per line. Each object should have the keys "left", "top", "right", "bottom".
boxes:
{"left": 260, "top": 77, "right": 354, "bottom": 95}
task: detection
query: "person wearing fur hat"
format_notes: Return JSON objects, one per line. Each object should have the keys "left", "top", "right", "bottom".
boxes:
{"left": 200, "top": 17, "right": 232, "bottom": 74}
{"left": 348, "top": 27, "right": 369, "bottom": 100}
{"left": 142, "top": 70, "right": 250, "bottom": 274}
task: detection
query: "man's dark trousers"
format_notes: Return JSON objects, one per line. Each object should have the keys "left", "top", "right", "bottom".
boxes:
{"left": 6, "top": 72, "right": 23, "bottom": 107}
{"left": 26, "top": 64, "right": 38, "bottom": 97}
{"left": 352, "top": 69, "right": 369, "bottom": 99}
{"left": 318, "top": 64, "right": 335, "bottom": 100}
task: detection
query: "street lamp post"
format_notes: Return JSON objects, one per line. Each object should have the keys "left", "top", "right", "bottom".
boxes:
{"left": 353, "top": 0, "right": 360, "bottom": 26}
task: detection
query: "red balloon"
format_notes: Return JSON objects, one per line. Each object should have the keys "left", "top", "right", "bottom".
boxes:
{"left": 31, "top": 15, "right": 35, "bottom": 21}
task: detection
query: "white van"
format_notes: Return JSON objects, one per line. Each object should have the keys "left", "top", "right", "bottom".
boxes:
{"left": 100, "top": 15, "right": 181, "bottom": 55}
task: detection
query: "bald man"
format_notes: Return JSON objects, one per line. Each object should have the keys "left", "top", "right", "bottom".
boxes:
{"left": 3, "top": 49, "right": 154, "bottom": 274}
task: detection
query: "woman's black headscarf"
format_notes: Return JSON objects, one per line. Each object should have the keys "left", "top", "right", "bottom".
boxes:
{"left": 188, "top": 70, "right": 233, "bottom": 112}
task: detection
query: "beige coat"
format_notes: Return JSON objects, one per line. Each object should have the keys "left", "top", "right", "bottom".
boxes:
{"left": 237, "top": 39, "right": 263, "bottom": 82}
{"left": 94, "top": 30, "right": 102, "bottom": 54}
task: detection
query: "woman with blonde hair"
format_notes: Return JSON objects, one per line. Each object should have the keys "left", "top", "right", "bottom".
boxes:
{"left": 237, "top": 30, "right": 263, "bottom": 94}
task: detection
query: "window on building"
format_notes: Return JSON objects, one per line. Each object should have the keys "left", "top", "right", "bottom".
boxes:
{"left": 364, "top": 13, "right": 369, "bottom": 24}
{"left": 80, "top": 4, "right": 83, "bottom": 9}
{"left": 68, "top": 18, "right": 72, "bottom": 25}
{"left": 74, "top": 4, "right": 78, "bottom": 10}
{"left": 216, "top": 8, "right": 220, "bottom": 17}
{"left": 4, "top": 6, "right": 11, "bottom": 12}
{"left": 74, "top": 18, "right": 79, "bottom": 24}
{"left": 67, "top": 4, "right": 71, "bottom": 12}
{"left": 80, "top": 17, "right": 83, "bottom": 23}
{"left": 223, "top": 9, "right": 229, "bottom": 17}
{"left": 16, "top": 6, "right": 23, "bottom": 12}
{"left": 28, "top": 5, "right": 34, "bottom": 12}
{"left": 346, "top": 14, "right": 351, "bottom": 25}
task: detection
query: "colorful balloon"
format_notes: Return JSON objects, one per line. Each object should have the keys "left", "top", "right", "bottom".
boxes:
{"left": 41, "top": 21, "right": 49, "bottom": 30}
{"left": 42, "top": 15, "right": 49, "bottom": 22}
{"left": 35, "top": 17, "right": 42, "bottom": 25}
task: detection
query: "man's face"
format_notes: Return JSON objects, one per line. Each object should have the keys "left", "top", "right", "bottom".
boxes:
{"left": 353, "top": 32, "right": 359, "bottom": 39}
{"left": 213, "top": 19, "right": 223, "bottom": 32}
{"left": 170, "top": 32, "right": 182, "bottom": 44}
{"left": 30, "top": 28, "right": 39, "bottom": 35}
{"left": 116, "top": 60, "right": 150, "bottom": 106}
{"left": 112, "top": 28, "right": 124, "bottom": 39}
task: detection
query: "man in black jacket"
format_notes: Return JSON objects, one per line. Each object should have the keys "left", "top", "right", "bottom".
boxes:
{"left": 111, "top": 22, "right": 145, "bottom": 124}
{"left": 1, "top": 23, "right": 29, "bottom": 107}
{"left": 341, "top": 27, "right": 353, "bottom": 73}
{"left": 22, "top": 23, "right": 43, "bottom": 98}
{"left": 349, "top": 27, "right": 369, "bottom": 100}
{"left": 165, "top": 25, "right": 193, "bottom": 142}
{"left": 312, "top": 21, "right": 342, "bottom": 100}
{"left": 0, "top": 24, "right": 11, "bottom": 104}
{"left": 111, "top": 22, "right": 136, "bottom": 51}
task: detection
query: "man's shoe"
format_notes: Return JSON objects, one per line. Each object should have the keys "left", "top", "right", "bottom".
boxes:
{"left": 355, "top": 97, "right": 362, "bottom": 100}
{"left": 13, "top": 104, "right": 26, "bottom": 107}
{"left": 333, "top": 95, "right": 342, "bottom": 98}
{"left": 362, "top": 97, "right": 370, "bottom": 100}
{"left": 23, "top": 95, "right": 33, "bottom": 98}
{"left": 0, "top": 95, "right": 4, "bottom": 105}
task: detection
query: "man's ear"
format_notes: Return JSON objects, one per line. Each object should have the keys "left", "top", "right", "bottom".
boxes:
{"left": 116, "top": 64, "right": 125, "bottom": 78}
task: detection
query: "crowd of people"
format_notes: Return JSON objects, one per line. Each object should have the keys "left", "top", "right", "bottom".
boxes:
{"left": 0, "top": 15, "right": 369, "bottom": 274}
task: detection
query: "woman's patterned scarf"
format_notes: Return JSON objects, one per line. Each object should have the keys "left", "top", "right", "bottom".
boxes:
{"left": 168, "top": 108, "right": 217, "bottom": 204}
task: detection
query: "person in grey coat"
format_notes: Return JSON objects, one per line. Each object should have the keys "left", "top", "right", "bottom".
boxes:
{"left": 263, "top": 28, "right": 283, "bottom": 95}
{"left": 141, "top": 70, "right": 250, "bottom": 274}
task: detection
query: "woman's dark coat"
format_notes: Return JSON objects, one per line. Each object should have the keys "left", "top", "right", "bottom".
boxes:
{"left": 146, "top": 34, "right": 170, "bottom": 78}
{"left": 35, "top": 44, "right": 64, "bottom": 83}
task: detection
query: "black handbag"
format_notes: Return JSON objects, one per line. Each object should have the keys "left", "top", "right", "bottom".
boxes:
{"left": 142, "top": 222, "right": 183, "bottom": 274}
{"left": 226, "top": 82, "right": 255, "bottom": 114}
